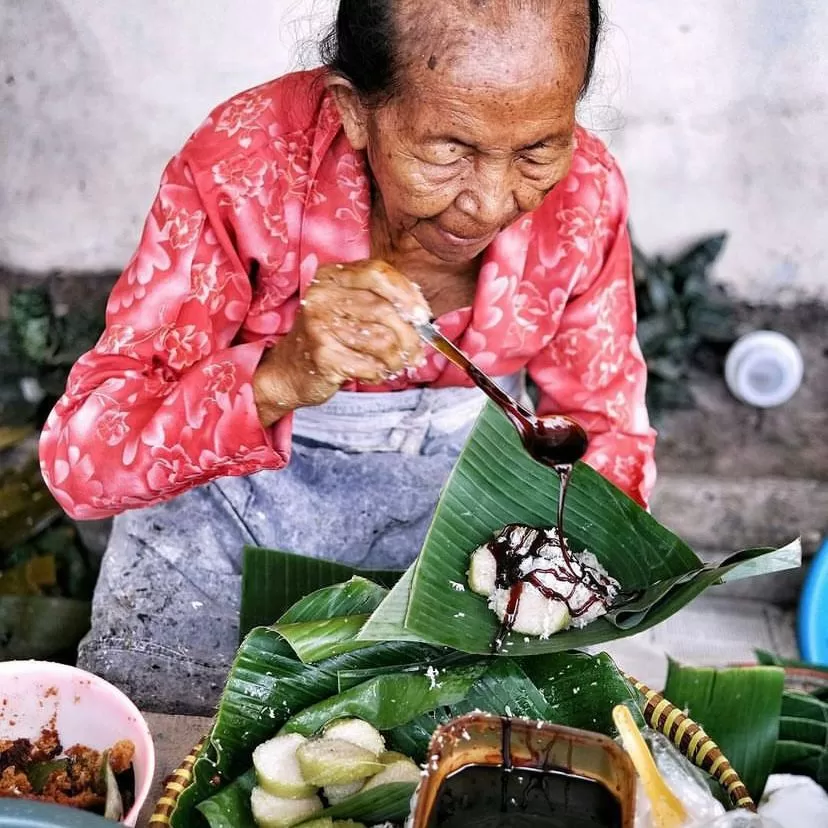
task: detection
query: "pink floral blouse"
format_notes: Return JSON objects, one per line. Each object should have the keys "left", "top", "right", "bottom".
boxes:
{"left": 39, "top": 69, "right": 657, "bottom": 520}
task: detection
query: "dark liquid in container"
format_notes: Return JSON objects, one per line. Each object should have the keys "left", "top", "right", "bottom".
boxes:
{"left": 428, "top": 765, "right": 623, "bottom": 828}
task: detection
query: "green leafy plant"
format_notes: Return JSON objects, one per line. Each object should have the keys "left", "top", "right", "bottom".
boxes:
{"left": 0, "top": 286, "right": 106, "bottom": 662}
{"left": 631, "top": 231, "right": 737, "bottom": 419}
{"left": 0, "top": 458, "right": 95, "bottom": 662}
{"left": 0, "top": 286, "right": 106, "bottom": 428}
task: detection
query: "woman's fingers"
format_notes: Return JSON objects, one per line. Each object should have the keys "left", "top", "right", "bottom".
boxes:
{"left": 315, "top": 260, "right": 431, "bottom": 325}
{"left": 255, "top": 259, "right": 433, "bottom": 422}
{"left": 327, "top": 320, "right": 409, "bottom": 375}
{"left": 312, "top": 336, "right": 393, "bottom": 385}
{"left": 303, "top": 286, "right": 424, "bottom": 366}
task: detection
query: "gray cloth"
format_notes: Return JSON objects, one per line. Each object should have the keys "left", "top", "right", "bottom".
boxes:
{"left": 78, "top": 378, "right": 524, "bottom": 715}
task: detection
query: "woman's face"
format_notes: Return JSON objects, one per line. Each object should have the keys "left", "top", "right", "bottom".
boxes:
{"left": 333, "top": 2, "right": 588, "bottom": 265}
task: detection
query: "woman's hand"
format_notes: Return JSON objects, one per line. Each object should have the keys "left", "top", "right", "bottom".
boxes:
{"left": 254, "top": 260, "right": 431, "bottom": 427}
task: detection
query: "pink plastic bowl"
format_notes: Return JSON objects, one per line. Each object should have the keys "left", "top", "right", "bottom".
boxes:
{"left": 0, "top": 661, "right": 155, "bottom": 826}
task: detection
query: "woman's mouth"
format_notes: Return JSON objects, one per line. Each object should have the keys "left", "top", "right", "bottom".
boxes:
{"left": 432, "top": 224, "right": 498, "bottom": 249}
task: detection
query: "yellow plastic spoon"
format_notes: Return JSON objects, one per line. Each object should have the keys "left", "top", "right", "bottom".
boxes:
{"left": 613, "top": 704, "right": 689, "bottom": 828}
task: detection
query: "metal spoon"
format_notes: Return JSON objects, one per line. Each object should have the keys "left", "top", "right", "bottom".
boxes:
{"left": 415, "top": 321, "right": 589, "bottom": 467}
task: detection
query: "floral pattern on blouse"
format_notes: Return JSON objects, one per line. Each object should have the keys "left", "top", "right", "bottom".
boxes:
{"left": 39, "top": 69, "right": 656, "bottom": 520}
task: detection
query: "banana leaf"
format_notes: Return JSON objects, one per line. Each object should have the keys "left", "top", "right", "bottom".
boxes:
{"left": 176, "top": 576, "right": 638, "bottom": 828}
{"left": 774, "top": 691, "right": 828, "bottom": 789}
{"left": 197, "top": 648, "right": 633, "bottom": 825}
{"left": 751, "top": 653, "right": 828, "bottom": 788}
{"left": 336, "top": 649, "right": 477, "bottom": 693}
{"left": 270, "top": 577, "right": 392, "bottom": 663}
{"left": 781, "top": 692, "right": 828, "bottom": 724}
{"left": 278, "top": 578, "right": 389, "bottom": 623}
{"left": 382, "top": 659, "right": 555, "bottom": 758}
{"left": 172, "top": 580, "right": 447, "bottom": 827}
{"left": 664, "top": 661, "right": 785, "bottom": 800}
{"left": 519, "top": 651, "right": 641, "bottom": 735}
{"left": 196, "top": 770, "right": 415, "bottom": 828}
{"left": 240, "top": 546, "right": 404, "bottom": 638}
{"left": 196, "top": 769, "right": 255, "bottom": 828}
{"left": 281, "top": 664, "right": 489, "bottom": 737}
{"left": 358, "top": 403, "right": 801, "bottom": 655}
{"left": 273, "top": 616, "right": 375, "bottom": 664}
{"left": 321, "top": 782, "right": 416, "bottom": 822}
{"left": 355, "top": 566, "right": 426, "bottom": 644}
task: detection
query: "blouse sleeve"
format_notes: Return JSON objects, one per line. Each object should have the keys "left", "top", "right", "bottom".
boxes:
{"left": 527, "top": 165, "right": 657, "bottom": 508}
{"left": 39, "top": 153, "right": 293, "bottom": 520}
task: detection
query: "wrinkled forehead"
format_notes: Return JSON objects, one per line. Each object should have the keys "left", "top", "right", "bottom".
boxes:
{"left": 393, "top": 0, "right": 590, "bottom": 88}
{"left": 380, "top": 0, "right": 586, "bottom": 141}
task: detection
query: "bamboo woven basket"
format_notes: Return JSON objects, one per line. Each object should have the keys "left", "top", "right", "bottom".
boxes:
{"left": 148, "top": 739, "right": 205, "bottom": 827}
{"left": 148, "top": 673, "right": 757, "bottom": 824}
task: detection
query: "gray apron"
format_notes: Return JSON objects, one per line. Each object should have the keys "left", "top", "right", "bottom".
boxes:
{"left": 77, "top": 376, "right": 525, "bottom": 715}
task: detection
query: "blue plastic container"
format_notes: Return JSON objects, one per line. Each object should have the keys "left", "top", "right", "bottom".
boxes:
{"left": 799, "top": 537, "right": 828, "bottom": 666}
{"left": 0, "top": 800, "right": 113, "bottom": 827}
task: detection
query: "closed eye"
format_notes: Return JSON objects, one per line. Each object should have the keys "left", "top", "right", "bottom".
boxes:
{"left": 518, "top": 153, "right": 563, "bottom": 171}
{"left": 433, "top": 156, "right": 465, "bottom": 167}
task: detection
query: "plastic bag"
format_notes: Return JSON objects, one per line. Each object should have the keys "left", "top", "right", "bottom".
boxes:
{"left": 632, "top": 730, "right": 788, "bottom": 828}
{"left": 759, "top": 775, "right": 828, "bottom": 827}
{"left": 634, "top": 730, "right": 724, "bottom": 827}
{"left": 702, "top": 814, "right": 783, "bottom": 828}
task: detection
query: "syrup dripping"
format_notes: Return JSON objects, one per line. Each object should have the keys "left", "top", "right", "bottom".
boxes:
{"left": 420, "top": 328, "right": 594, "bottom": 651}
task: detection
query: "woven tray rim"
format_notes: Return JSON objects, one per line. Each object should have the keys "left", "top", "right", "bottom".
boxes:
{"left": 148, "top": 738, "right": 205, "bottom": 826}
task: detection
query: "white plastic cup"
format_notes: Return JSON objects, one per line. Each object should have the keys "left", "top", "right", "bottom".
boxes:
{"left": 724, "top": 331, "right": 804, "bottom": 409}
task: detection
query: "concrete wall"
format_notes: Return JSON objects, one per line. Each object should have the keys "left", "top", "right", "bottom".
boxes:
{"left": 594, "top": 0, "right": 828, "bottom": 303}
{"left": 2, "top": 0, "right": 826, "bottom": 302}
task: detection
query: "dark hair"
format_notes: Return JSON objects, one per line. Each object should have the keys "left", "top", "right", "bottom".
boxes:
{"left": 319, "top": 0, "right": 603, "bottom": 103}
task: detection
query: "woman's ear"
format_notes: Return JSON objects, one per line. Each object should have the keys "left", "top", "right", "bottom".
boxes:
{"left": 325, "top": 76, "right": 369, "bottom": 151}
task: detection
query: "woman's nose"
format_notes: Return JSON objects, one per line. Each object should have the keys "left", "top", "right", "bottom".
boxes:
{"left": 455, "top": 160, "right": 519, "bottom": 227}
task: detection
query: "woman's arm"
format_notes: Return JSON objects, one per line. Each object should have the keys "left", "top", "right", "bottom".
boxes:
{"left": 527, "top": 165, "right": 657, "bottom": 508}
{"left": 39, "top": 153, "right": 293, "bottom": 520}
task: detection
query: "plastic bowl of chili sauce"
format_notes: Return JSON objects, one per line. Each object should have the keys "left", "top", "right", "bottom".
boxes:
{"left": 0, "top": 661, "right": 155, "bottom": 826}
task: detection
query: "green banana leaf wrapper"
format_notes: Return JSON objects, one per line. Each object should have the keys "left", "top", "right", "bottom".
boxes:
{"left": 170, "top": 577, "right": 640, "bottom": 828}
{"left": 169, "top": 402, "right": 801, "bottom": 826}
{"left": 357, "top": 404, "right": 800, "bottom": 654}
{"left": 665, "top": 660, "right": 828, "bottom": 799}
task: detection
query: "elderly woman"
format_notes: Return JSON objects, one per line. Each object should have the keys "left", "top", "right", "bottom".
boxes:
{"left": 40, "top": 0, "right": 655, "bottom": 713}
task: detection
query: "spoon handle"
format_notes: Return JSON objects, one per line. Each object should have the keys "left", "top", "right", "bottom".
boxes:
{"left": 414, "top": 322, "right": 534, "bottom": 419}
{"left": 413, "top": 321, "right": 474, "bottom": 374}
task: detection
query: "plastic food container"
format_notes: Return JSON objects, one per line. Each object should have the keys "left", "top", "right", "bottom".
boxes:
{"left": 411, "top": 712, "right": 637, "bottom": 827}
{"left": 0, "top": 661, "right": 155, "bottom": 826}
{"left": 0, "top": 800, "right": 115, "bottom": 827}
{"left": 799, "top": 537, "right": 828, "bottom": 667}
{"left": 724, "top": 331, "right": 804, "bottom": 408}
